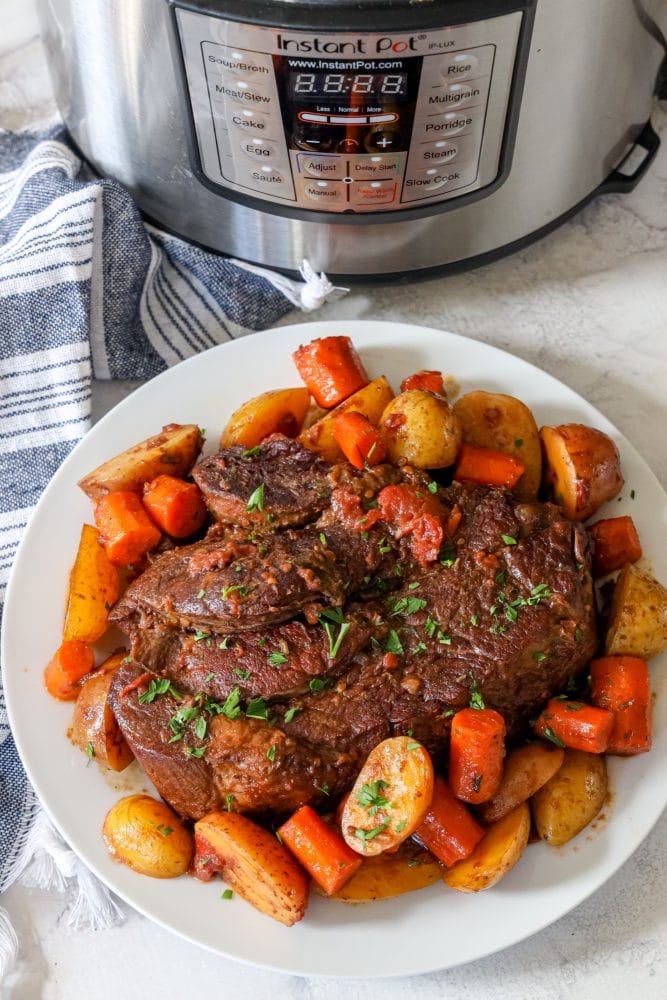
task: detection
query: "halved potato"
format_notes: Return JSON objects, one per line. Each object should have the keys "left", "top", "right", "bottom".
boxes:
{"left": 476, "top": 742, "right": 564, "bottom": 824}
{"left": 453, "top": 390, "right": 541, "bottom": 499}
{"left": 299, "top": 375, "right": 394, "bottom": 463}
{"left": 78, "top": 423, "right": 204, "bottom": 501}
{"left": 220, "top": 387, "right": 311, "bottom": 448}
{"left": 71, "top": 660, "right": 134, "bottom": 771}
{"left": 442, "top": 802, "right": 530, "bottom": 892}
{"left": 531, "top": 749, "right": 607, "bottom": 846}
{"left": 63, "top": 524, "right": 119, "bottom": 643}
{"left": 380, "top": 390, "right": 462, "bottom": 469}
{"left": 540, "top": 423, "right": 623, "bottom": 521}
{"left": 341, "top": 736, "right": 434, "bottom": 856}
{"left": 103, "top": 794, "right": 193, "bottom": 878}
{"left": 323, "top": 845, "right": 441, "bottom": 902}
{"left": 604, "top": 563, "right": 667, "bottom": 659}
{"left": 192, "top": 811, "right": 309, "bottom": 926}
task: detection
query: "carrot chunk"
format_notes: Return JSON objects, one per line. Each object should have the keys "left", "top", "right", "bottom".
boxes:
{"left": 332, "top": 411, "right": 386, "bottom": 469}
{"left": 44, "top": 639, "right": 95, "bottom": 701}
{"left": 454, "top": 442, "right": 525, "bottom": 489}
{"left": 414, "top": 776, "right": 485, "bottom": 866}
{"left": 590, "top": 655, "right": 651, "bottom": 755}
{"left": 293, "top": 336, "right": 369, "bottom": 408}
{"left": 449, "top": 708, "right": 506, "bottom": 804}
{"left": 94, "top": 490, "right": 161, "bottom": 566}
{"left": 278, "top": 805, "right": 363, "bottom": 895}
{"left": 400, "top": 370, "right": 445, "bottom": 395}
{"left": 533, "top": 698, "right": 614, "bottom": 754}
{"left": 588, "top": 515, "right": 642, "bottom": 577}
{"left": 143, "top": 474, "right": 207, "bottom": 538}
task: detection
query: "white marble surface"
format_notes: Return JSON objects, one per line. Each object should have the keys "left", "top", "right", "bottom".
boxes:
{"left": 2, "top": 2, "right": 667, "bottom": 998}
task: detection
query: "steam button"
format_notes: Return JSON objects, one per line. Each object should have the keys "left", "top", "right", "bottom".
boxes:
{"left": 440, "top": 52, "right": 479, "bottom": 81}
{"left": 418, "top": 140, "right": 459, "bottom": 166}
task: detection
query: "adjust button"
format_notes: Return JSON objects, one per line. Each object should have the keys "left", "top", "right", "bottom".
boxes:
{"left": 439, "top": 52, "right": 480, "bottom": 81}
{"left": 297, "top": 154, "right": 347, "bottom": 180}
{"left": 301, "top": 179, "right": 346, "bottom": 206}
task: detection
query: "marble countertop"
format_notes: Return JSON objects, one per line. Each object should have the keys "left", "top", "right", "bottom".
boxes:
{"left": 2, "top": 3, "right": 667, "bottom": 998}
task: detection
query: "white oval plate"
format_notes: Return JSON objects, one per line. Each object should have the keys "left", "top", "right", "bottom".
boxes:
{"left": 4, "top": 321, "right": 667, "bottom": 978}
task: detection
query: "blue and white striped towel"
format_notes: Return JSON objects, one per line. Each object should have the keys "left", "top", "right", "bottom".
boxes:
{"left": 0, "top": 126, "right": 339, "bottom": 969}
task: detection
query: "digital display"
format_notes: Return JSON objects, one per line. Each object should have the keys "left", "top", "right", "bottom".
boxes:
{"left": 289, "top": 72, "right": 408, "bottom": 97}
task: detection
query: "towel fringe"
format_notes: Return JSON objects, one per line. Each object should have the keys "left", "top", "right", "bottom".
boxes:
{"left": 230, "top": 257, "right": 349, "bottom": 312}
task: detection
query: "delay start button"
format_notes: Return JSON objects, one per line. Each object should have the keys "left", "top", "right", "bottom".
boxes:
{"left": 351, "top": 154, "right": 401, "bottom": 178}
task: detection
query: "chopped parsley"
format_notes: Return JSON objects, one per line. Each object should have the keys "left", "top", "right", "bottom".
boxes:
{"left": 266, "top": 744, "right": 276, "bottom": 762}
{"left": 220, "top": 687, "right": 242, "bottom": 719}
{"left": 355, "top": 819, "right": 390, "bottom": 847}
{"left": 195, "top": 716, "right": 207, "bottom": 740}
{"left": 156, "top": 824, "right": 173, "bottom": 837}
{"left": 186, "top": 745, "right": 206, "bottom": 758}
{"left": 246, "top": 482, "right": 265, "bottom": 513}
{"left": 242, "top": 445, "right": 261, "bottom": 458}
{"left": 138, "top": 678, "right": 182, "bottom": 705}
{"left": 284, "top": 706, "right": 300, "bottom": 724}
{"left": 194, "top": 629, "right": 211, "bottom": 642}
{"left": 196, "top": 589, "right": 206, "bottom": 599}
{"left": 357, "top": 780, "right": 391, "bottom": 816}
{"left": 514, "top": 438, "right": 524, "bottom": 448}
{"left": 168, "top": 705, "right": 199, "bottom": 742}
{"left": 385, "top": 630, "right": 404, "bottom": 656}
{"left": 233, "top": 667, "right": 252, "bottom": 680}
{"left": 309, "top": 676, "right": 333, "bottom": 693}
{"left": 502, "top": 534, "right": 517, "bottom": 546}
{"left": 246, "top": 697, "right": 269, "bottom": 720}
{"left": 218, "top": 637, "right": 230, "bottom": 650}
{"left": 395, "top": 819, "right": 407, "bottom": 834}
{"left": 268, "top": 651, "right": 289, "bottom": 666}
{"left": 469, "top": 677, "right": 486, "bottom": 711}
{"left": 427, "top": 481, "right": 438, "bottom": 494}
{"left": 85, "top": 742, "right": 95, "bottom": 760}
{"left": 574, "top": 627, "right": 583, "bottom": 642}
{"left": 221, "top": 889, "right": 234, "bottom": 900}
{"left": 542, "top": 726, "right": 565, "bottom": 748}
{"left": 319, "top": 532, "right": 327, "bottom": 546}
{"left": 315, "top": 782, "right": 330, "bottom": 796}
{"left": 533, "top": 651, "right": 546, "bottom": 662}
{"left": 226, "top": 793, "right": 234, "bottom": 812}
{"left": 319, "top": 608, "right": 350, "bottom": 659}
{"left": 221, "top": 584, "right": 249, "bottom": 600}
{"left": 391, "top": 596, "right": 427, "bottom": 617}
{"left": 407, "top": 741, "right": 420, "bottom": 751}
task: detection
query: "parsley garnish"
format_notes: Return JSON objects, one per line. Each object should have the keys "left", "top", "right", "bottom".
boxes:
{"left": 357, "top": 780, "right": 391, "bottom": 816}
{"left": 407, "top": 741, "right": 420, "bottom": 751}
{"left": 502, "top": 534, "right": 517, "bottom": 546}
{"left": 391, "top": 596, "right": 427, "bottom": 617}
{"left": 385, "top": 630, "right": 404, "bottom": 656}
{"left": 266, "top": 745, "right": 276, "bottom": 762}
{"left": 319, "top": 608, "right": 350, "bottom": 659}
{"left": 138, "top": 678, "right": 182, "bottom": 705}
{"left": 221, "top": 889, "right": 234, "bottom": 900}
{"left": 195, "top": 716, "right": 207, "bottom": 740}
{"left": 196, "top": 588, "right": 206, "bottom": 599}
{"left": 309, "top": 676, "right": 333, "bottom": 692}
{"left": 221, "top": 584, "right": 249, "bottom": 599}
{"left": 226, "top": 793, "right": 234, "bottom": 812}
{"left": 469, "top": 677, "right": 486, "bottom": 710}
{"left": 533, "top": 651, "right": 546, "bottom": 662}
{"left": 246, "top": 696, "right": 269, "bottom": 720}
{"left": 319, "top": 532, "right": 327, "bottom": 546}
{"left": 186, "top": 745, "right": 206, "bottom": 758}
{"left": 315, "top": 782, "right": 330, "bottom": 796}
{"left": 542, "top": 726, "right": 565, "bottom": 748}
{"left": 355, "top": 819, "right": 391, "bottom": 847}
{"left": 85, "top": 742, "right": 95, "bottom": 760}
{"left": 156, "top": 824, "right": 173, "bottom": 837}
{"left": 284, "top": 706, "right": 300, "bottom": 724}
{"left": 194, "top": 629, "right": 211, "bottom": 642}
{"left": 246, "top": 483, "right": 265, "bottom": 512}
{"left": 220, "top": 687, "right": 242, "bottom": 719}
{"left": 233, "top": 667, "right": 252, "bottom": 680}
{"left": 427, "top": 481, "right": 438, "bottom": 494}
{"left": 242, "top": 446, "right": 261, "bottom": 458}
{"left": 268, "top": 651, "right": 288, "bottom": 666}
{"left": 395, "top": 819, "right": 407, "bottom": 833}
{"left": 168, "top": 705, "right": 198, "bottom": 742}
{"left": 218, "top": 637, "right": 230, "bottom": 650}
{"left": 574, "top": 627, "right": 583, "bottom": 642}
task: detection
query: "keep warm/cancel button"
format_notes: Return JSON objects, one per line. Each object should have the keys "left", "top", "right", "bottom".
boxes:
{"left": 350, "top": 179, "right": 397, "bottom": 208}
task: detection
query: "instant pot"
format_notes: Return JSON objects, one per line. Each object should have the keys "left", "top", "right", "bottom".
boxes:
{"left": 38, "top": 0, "right": 667, "bottom": 279}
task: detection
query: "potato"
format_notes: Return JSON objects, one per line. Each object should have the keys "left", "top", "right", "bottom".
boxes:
{"left": 322, "top": 846, "right": 441, "bottom": 902}
{"left": 341, "top": 736, "right": 434, "bottom": 856}
{"left": 193, "top": 811, "right": 309, "bottom": 926}
{"left": 540, "top": 423, "right": 623, "bottom": 521}
{"left": 379, "top": 390, "right": 462, "bottom": 469}
{"left": 605, "top": 563, "right": 667, "bottom": 659}
{"left": 476, "top": 743, "right": 564, "bottom": 824}
{"left": 103, "top": 794, "right": 193, "bottom": 878}
{"left": 531, "top": 749, "right": 607, "bottom": 846}
{"left": 299, "top": 375, "right": 394, "bottom": 463}
{"left": 78, "top": 423, "right": 204, "bottom": 501}
{"left": 453, "top": 390, "right": 541, "bottom": 499}
{"left": 442, "top": 802, "right": 530, "bottom": 893}
{"left": 63, "top": 524, "right": 119, "bottom": 643}
{"left": 71, "top": 659, "right": 134, "bottom": 771}
{"left": 220, "top": 387, "right": 311, "bottom": 449}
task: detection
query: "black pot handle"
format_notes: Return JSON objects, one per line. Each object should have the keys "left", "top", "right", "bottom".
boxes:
{"left": 597, "top": 119, "right": 661, "bottom": 195}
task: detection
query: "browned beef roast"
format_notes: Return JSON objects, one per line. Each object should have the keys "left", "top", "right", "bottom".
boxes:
{"left": 108, "top": 477, "right": 598, "bottom": 821}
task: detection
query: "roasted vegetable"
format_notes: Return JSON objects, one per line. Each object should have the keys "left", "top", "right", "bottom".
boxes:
{"left": 604, "top": 563, "right": 667, "bottom": 659}
{"left": 442, "top": 803, "right": 530, "bottom": 893}
{"left": 94, "top": 491, "right": 161, "bottom": 566}
{"left": 454, "top": 442, "right": 525, "bottom": 490}
{"left": 588, "top": 515, "right": 642, "bottom": 577}
{"left": 531, "top": 749, "right": 607, "bottom": 846}
{"left": 379, "top": 390, "right": 462, "bottom": 469}
{"left": 476, "top": 742, "right": 564, "bottom": 824}
{"left": 192, "top": 811, "right": 309, "bottom": 926}
{"left": 220, "top": 387, "right": 311, "bottom": 448}
{"left": 540, "top": 423, "right": 623, "bottom": 521}
{"left": 278, "top": 805, "right": 362, "bottom": 895}
{"left": 341, "top": 736, "right": 434, "bottom": 856}
{"left": 400, "top": 370, "right": 445, "bottom": 395}
{"left": 413, "top": 776, "right": 484, "bottom": 866}
{"left": 448, "top": 707, "right": 506, "bottom": 804}
{"left": 332, "top": 411, "right": 386, "bottom": 469}
{"left": 533, "top": 699, "right": 613, "bottom": 753}
{"left": 44, "top": 639, "right": 94, "bottom": 701}
{"left": 78, "top": 423, "right": 204, "bottom": 501}
{"left": 142, "top": 474, "right": 207, "bottom": 539}
{"left": 590, "top": 655, "right": 652, "bottom": 755}
{"left": 71, "top": 658, "right": 134, "bottom": 771}
{"left": 324, "top": 845, "right": 441, "bottom": 902}
{"left": 63, "top": 524, "right": 119, "bottom": 643}
{"left": 453, "top": 390, "right": 542, "bottom": 499}
{"left": 103, "top": 794, "right": 193, "bottom": 878}
{"left": 299, "top": 375, "right": 394, "bottom": 462}
{"left": 293, "top": 335, "right": 369, "bottom": 408}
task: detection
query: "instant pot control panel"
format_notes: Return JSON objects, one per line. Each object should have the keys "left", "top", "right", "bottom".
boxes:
{"left": 174, "top": 7, "right": 524, "bottom": 215}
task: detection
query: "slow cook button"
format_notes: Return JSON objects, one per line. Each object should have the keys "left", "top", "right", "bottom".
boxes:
{"left": 351, "top": 154, "right": 401, "bottom": 178}
{"left": 297, "top": 154, "right": 346, "bottom": 180}
{"left": 404, "top": 167, "right": 462, "bottom": 194}
{"left": 439, "top": 52, "right": 480, "bottom": 81}
{"left": 239, "top": 137, "right": 281, "bottom": 162}
{"left": 229, "top": 108, "right": 272, "bottom": 134}
{"left": 301, "top": 179, "right": 346, "bottom": 205}
{"left": 418, "top": 140, "right": 459, "bottom": 166}
{"left": 350, "top": 179, "right": 397, "bottom": 207}
{"left": 422, "top": 112, "right": 474, "bottom": 139}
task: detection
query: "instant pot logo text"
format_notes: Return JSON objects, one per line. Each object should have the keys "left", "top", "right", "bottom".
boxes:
{"left": 276, "top": 34, "right": 422, "bottom": 55}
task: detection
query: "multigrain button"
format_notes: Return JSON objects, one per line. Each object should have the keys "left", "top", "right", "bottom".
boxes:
{"left": 427, "top": 82, "right": 479, "bottom": 110}
{"left": 422, "top": 112, "right": 474, "bottom": 138}
{"left": 419, "top": 140, "right": 459, "bottom": 165}
{"left": 440, "top": 52, "right": 479, "bottom": 81}
{"left": 301, "top": 179, "right": 346, "bottom": 205}
{"left": 229, "top": 108, "right": 272, "bottom": 133}
{"left": 239, "top": 137, "right": 280, "bottom": 162}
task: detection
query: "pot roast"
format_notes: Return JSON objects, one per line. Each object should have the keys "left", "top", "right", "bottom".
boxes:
{"left": 108, "top": 439, "right": 597, "bottom": 821}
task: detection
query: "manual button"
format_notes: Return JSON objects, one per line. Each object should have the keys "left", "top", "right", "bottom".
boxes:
{"left": 297, "top": 154, "right": 346, "bottom": 180}
{"left": 300, "top": 179, "right": 346, "bottom": 206}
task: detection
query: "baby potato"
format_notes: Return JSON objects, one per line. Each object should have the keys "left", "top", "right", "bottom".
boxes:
{"left": 442, "top": 802, "right": 530, "bottom": 893}
{"left": 453, "top": 390, "right": 542, "bottom": 499}
{"left": 324, "top": 846, "right": 441, "bottom": 902}
{"left": 540, "top": 423, "right": 623, "bottom": 521}
{"left": 341, "top": 736, "right": 434, "bottom": 856}
{"left": 476, "top": 742, "right": 565, "bottom": 825}
{"left": 220, "top": 387, "right": 311, "bottom": 448}
{"left": 299, "top": 375, "right": 394, "bottom": 463}
{"left": 605, "top": 563, "right": 667, "bottom": 660}
{"left": 71, "top": 667, "right": 134, "bottom": 772}
{"left": 380, "top": 390, "right": 462, "bottom": 469}
{"left": 531, "top": 749, "right": 607, "bottom": 847}
{"left": 103, "top": 794, "right": 193, "bottom": 878}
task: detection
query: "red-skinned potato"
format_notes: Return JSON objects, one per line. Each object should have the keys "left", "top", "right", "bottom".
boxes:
{"left": 540, "top": 423, "right": 623, "bottom": 521}
{"left": 71, "top": 651, "right": 134, "bottom": 771}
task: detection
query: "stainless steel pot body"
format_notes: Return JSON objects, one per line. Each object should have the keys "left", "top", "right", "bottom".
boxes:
{"left": 37, "top": 0, "right": 667, "bottom": 278}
